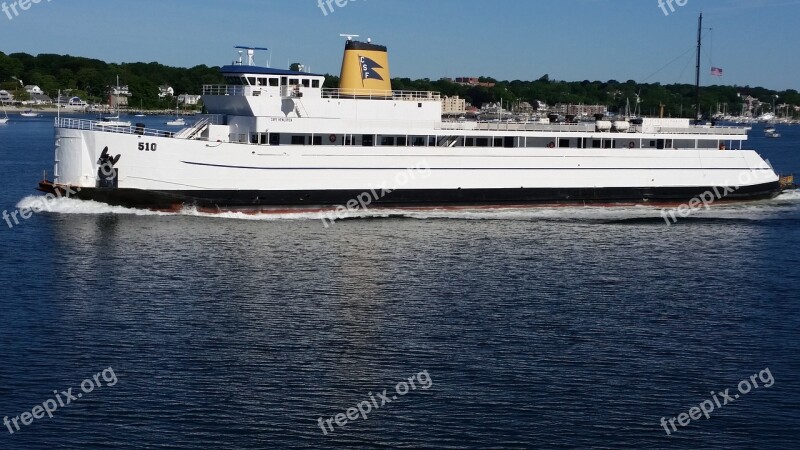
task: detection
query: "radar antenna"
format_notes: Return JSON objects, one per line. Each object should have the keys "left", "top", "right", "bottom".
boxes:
{"left": 234, "top": 46, "right": 270, "bottom": 66}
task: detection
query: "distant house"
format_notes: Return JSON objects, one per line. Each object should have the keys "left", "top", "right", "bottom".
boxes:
{"left": 24, "top": 85, "right": 44, "bottom": 95}
{"left": 158, "top": 85, "right": 174, "bottom": 98}
{"left": 108, "top": 84, "right": 131, "bottom": 108}
{"left": 55, "top": 95, "right": 88, "bottom": 109}
{"left": 0, "top": 90, "right": 14, "bottom": 104}
{"left": 28, "top": 93, "right": 53, "bottom": 105}
{"left": 178, "top": 94, "right": 201, "bottom": 106}
{"left": 454, "top": 77, "right": 496, "bottom": 88}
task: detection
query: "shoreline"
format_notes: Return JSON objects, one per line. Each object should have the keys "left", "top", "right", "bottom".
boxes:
{"left": 2, "top": 106, "right": 200, "bottom": 115}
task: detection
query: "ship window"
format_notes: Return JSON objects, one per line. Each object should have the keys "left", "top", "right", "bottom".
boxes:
{"left": 494, "top": 138, "right": 503, "bottom": 147}
{"left": 381, "top": 136, "right": 395, "bottom": 146}
{"left": 504, "top": 137, "right": 515, "bottom": 148}
{"left": 281, "top": 77, "right": 287, "bottom": 86}
{"left": 258, "top": 78, "right": 268, "bottom": 86}
{"left": 418, "top": 103, "right": 422, "bottom": 108}
{"left": 604, "top": 140, "right": 613, "bottom": 149}
{"left": 302, "top": 79, "right": 311, "bottom": 88}
{"left": 291, "top": 135, "right": 306, "bottom": 145}
{"left": 559, "top": 138, "right": 569, "bottom": 148}
{"left": 260, "top": 133, "right": 268, "bottom": 145}
{"left": 247, "top": 77, "right": 256, "bottom": 85}
{"left": 312, "top": 80, "right": 320, "bottom": 88}
{"left": 225, "top": 76, "right": 243, "bottom": 85}
{"left": 413, "top": 137, "right": 425, "bottom": 147}
{"left": 592, "top": 139, "right": 601, "bottom": 148}
{"left": 649, "top": 140, "right": 656, "bottom": 147}
{"left": 269, "top": 78, "right": 279, "bottom": 87}
{"left": 362, "top": 135, "right": 374, "bottom": 147}
{"left": 250, "top": 134, "right": 259, "bottom": 144}
{"left": 476, "top": 138, "right": 489, "bottom": 147}
{"left": 429, "top": 136, "right": 436, "bottom": 147}
{"left": 396, "top": 137, "right": 407, "bottom": 146}
{"left": 289, "top": 79, "right": 299, "bottom": 85}
{"left": 270, "top": 133, "right": 280, "bottom": 146}
{"left": 312, "top": 136, "right": 322, "bottom": 146}
{"left": 465, "top": 138, "right": 474, "bottom": 147}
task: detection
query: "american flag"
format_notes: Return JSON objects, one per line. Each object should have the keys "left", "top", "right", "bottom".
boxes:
{"left": 710, "top": 67, "right": 724, "bottom": 76}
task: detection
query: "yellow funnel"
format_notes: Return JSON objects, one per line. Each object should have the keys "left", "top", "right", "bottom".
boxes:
{"left": 339, "top": 40, "right": 392, "bottom": 97}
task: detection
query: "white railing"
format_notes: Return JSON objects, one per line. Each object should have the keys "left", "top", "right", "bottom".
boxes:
{"left": 323, "top": 88, "right": 441, "bottom": 101}
{"left": 651, "top": 126, "right": 748, "bottom": 135}
{"left": 56, "top": 118, "right": 177, "bottom": 138}
{"left": 202, "top": 84, "right": 442, "bottom": 101}
{"left": 202, "top": 85, "right": 248, "bottom": 96}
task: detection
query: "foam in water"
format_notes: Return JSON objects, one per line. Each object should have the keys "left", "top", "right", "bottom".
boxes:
{"left": 14, "top": 189, "right": 800, "bottom": 223}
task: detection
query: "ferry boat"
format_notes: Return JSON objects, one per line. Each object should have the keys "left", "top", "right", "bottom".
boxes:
{"left": 39, "top": 39, "right": 787, "bottom": 211}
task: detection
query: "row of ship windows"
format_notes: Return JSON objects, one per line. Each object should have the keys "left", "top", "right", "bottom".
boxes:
{"left": 224, "top": 76, "right": 321, "bottom": 88}
{"left": 229, "top": 133, "right": 727, "bottom": 149}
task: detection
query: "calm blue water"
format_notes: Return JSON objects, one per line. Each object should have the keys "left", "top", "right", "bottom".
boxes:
{"left": 1, "top": 115, "right": 799, "bottom": 449}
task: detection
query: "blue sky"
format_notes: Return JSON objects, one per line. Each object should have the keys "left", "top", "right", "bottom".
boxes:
{"left": 1, "top": 0, "right": 798, "bottom": 89}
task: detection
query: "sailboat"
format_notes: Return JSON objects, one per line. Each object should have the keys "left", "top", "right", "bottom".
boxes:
{"left": 20, "top": 109, "right": 39, "bottom": 118}
{"left": 165, "top": 99, "right": 186, "bottom": 126}
{"left": 134, "top": 99, "right": 146, "bottom": 117}
{"left": 96, "top": 76, "right": 132, "bottom": 127}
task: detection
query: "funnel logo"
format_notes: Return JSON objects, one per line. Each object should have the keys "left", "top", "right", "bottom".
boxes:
{"left": 359, "top": 56, "right": 384, "bottom": 82}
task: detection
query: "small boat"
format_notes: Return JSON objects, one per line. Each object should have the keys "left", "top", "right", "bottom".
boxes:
{"left": 165, "top": 100, "right": 186, "bottom": 126}
{"left": 0, "top": 103, "right": 8, "bottom": 124}
{"left": 765, "top": 126, "right": 781, "bottom": 138}
{"left": 95, "top": 116, "right": 132, "bottom": 127}
{"left": 20, "top": 110, "right": 39, "bottom": 118}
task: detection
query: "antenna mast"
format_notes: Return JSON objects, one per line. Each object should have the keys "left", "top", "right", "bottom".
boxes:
{"left": 694, "top": 13, "right": 703, "bottom": 122}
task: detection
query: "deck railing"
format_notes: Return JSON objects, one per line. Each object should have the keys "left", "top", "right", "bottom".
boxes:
{"left": 322, "top": 88, "right": 441, "bottom": 101}
{"left": 201, "top": 84, "right": 442, "bottom": 101}
{"left": 55, "top": 118, "right": 177, "bottom": 138}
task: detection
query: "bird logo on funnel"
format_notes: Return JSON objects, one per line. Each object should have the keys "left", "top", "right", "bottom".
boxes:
{"left": 359, "top": 55, "right": 384, "bottom": 85}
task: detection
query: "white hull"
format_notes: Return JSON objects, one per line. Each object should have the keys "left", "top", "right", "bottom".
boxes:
{"left": 53, "top": 125, "right": 779, "bottom": 203}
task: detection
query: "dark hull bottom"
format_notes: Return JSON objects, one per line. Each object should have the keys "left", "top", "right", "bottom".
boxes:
{"left": 38, "top": 181, "right": 784, "bottom": 212}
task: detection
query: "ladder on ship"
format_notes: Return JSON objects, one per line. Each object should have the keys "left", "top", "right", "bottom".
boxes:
{"left": 294, "top": 99, "right": 308, "bottom": 118}
{"left": 174, "top": 118, "right": 210, "bottom": 140}
{"left": 437, "top": 136, "right": 460, "bottom": 147}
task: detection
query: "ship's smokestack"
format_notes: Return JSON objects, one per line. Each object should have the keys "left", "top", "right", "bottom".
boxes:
{"left": 339, "top": 39, "right": 391, "bottom": 97}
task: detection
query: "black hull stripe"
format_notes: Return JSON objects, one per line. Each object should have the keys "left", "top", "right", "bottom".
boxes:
{"left": 181, "top": 161, "right": 765, "bottom": 171}
{"left": 64, "top": 183, "right": 782, "bottom": 210}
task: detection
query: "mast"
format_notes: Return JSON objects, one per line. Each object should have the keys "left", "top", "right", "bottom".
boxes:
{"left": 694, "top": 12, "right": 703, "bottom": 122}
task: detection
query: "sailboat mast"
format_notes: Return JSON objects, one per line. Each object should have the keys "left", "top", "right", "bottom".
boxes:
{"left": 694, "top": 12, "right": 703, "bottom": 122}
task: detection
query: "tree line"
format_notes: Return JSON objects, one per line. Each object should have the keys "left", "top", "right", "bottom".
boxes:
{"left": 2, "top": 51, "right": 797, "bottom": 118}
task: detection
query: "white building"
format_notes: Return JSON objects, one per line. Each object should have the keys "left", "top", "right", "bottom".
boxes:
{"left": 441, "top": 96, "right": 466, "bottom": 115}
{"left": 0, "top": 90, "right": 14, "bottom": 104}
{"left": 24, "top": 85, "right": 44, "bottom": 95}
{"left": 159, "top": 85, "right": 174, "bottom": 98}
{"left": 178, "top": 94, "right": 202, "bottom": 106}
